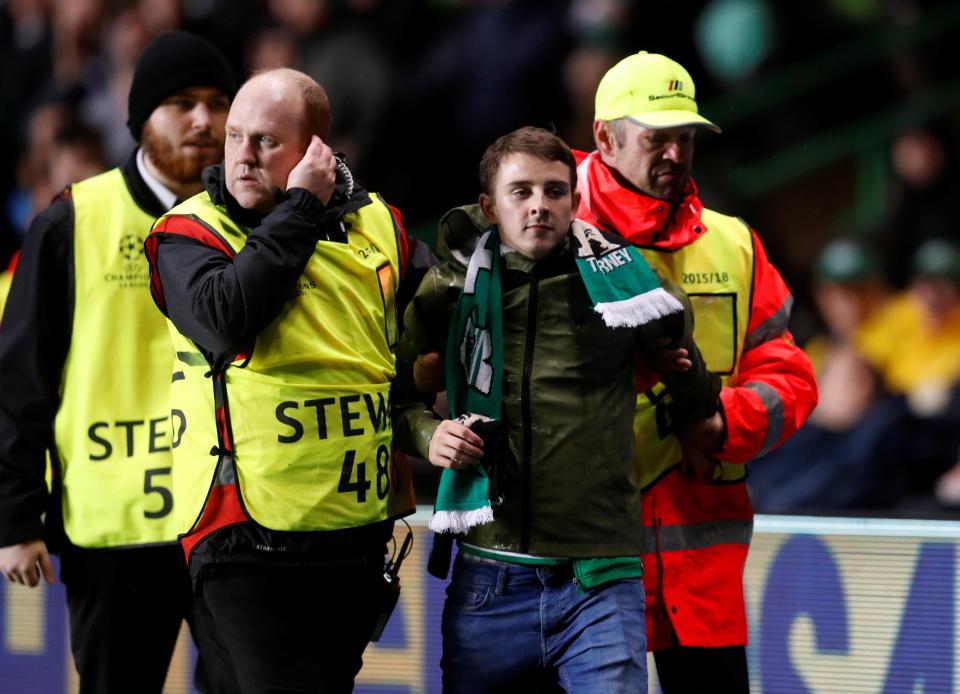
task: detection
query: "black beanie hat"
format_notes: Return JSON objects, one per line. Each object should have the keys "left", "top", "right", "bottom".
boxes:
{"left": 127, "top": 30, "right": 237, "bottom": 142}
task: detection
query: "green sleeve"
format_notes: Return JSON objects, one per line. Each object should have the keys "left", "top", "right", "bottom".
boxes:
{"left": 391, "top": 262, "right": 463, "bottom": 459}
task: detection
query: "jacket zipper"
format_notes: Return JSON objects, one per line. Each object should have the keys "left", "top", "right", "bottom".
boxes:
{"left": 520, "top": 273, "right": 539, "bottom": 553}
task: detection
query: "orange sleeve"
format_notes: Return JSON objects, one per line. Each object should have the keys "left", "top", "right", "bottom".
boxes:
{"left": 718, "top": 230, "right": 818, "bottom": 463}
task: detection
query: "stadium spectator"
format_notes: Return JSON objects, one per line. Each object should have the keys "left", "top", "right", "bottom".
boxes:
{"left": 753, "top": 237, "right": 960, "bottom": 513}
{"left": 884, "top": 239, "right": 960, "bottom": 507}
{"left": 0, "top": 30, "right": 237, "bottom": 694}
{"left": 577, "top": 50, "right": 817, "bottom": 693}
{"left": 9, "top": 99, "right": 75, "bottom": 235}
{"left": 885, "top": 126, "right": 960, "bottom": 288}
{"left": 244, "top": 24, "right": 301, "bottom": 74}
{"left": 871, "top": 238, "right": 960, "bottom": 404}
{"left": 266, "top": 0, "right": 393, "bottom": 171}
{"left": 749, "top": 240, "right": 911, "bottom": 511}
{"left": 806, "top": 240, "right": 888, "bottom": 429}
{"left": 45, "top": 124, "right": 107, "bottom": 194}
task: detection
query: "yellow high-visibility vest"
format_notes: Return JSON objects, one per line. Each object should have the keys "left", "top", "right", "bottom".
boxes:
{"left": 56, "top": 168, "right": 179, "bottom": 547}
{"left": 159, "top": 191, "right": 415, "bottom": 533}
{"left": 632, "top": 211, "right": 754, "bottom": 487}
{"left": 0, "top": 267, "right": 12, "bottom": 321}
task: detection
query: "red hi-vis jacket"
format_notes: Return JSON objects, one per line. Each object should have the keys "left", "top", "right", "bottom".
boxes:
{"left": 576, "top": 150, "right": 818, "bottom": 649}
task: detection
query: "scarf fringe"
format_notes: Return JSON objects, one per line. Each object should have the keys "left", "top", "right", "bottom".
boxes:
{"left": 429, "top": 506, "right": 495, "bottom": 534}
{"left": 595, "top": 287, "right": 684, "bottom": 328}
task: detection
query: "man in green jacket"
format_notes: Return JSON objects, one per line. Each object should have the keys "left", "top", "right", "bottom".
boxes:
{"left": 393, "top": 126, "right": 719, "bottom": 693}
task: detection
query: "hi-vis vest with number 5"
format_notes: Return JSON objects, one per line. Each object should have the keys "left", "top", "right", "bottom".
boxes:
{"left": 633, "top": 210, "right": 753, "bottom": 488}
{"left": 159, "top": 192, "right": 415, "bottom": 534}
{"left": 55, "top": 168, "right": 180, "bottom": 547}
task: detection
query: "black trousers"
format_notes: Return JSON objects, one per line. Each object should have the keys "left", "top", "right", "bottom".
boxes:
{"left": 198, "top": 557, "right": 384, "bottom": 694}
{"left": 60, "top": 543, "right": 240, "bottom": 694}
{"left": 653, "top": 642, "right": 750, "bottom": 694}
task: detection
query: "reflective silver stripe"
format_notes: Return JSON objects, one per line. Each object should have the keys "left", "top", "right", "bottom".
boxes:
{"left": 216, "top": 456, "right": 236, "bottom": 485}
{"left": 744, "top": 381, "right": 784, "bottom": 456}
{"left": 176, "top": 351, "right": 207, "bottom": 366}
{"left": 641, "top": 526, "right": 657, "bottom": 552}
{"left": 743, "top": 294, "right": 793, "bottom": 352}
{"left": 643, "top": 518, "right": 754, "bottom": 553}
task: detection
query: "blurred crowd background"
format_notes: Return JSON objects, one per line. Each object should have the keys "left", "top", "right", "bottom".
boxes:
{"left": 3, "top": 0, "right": 960, "bottom": 517}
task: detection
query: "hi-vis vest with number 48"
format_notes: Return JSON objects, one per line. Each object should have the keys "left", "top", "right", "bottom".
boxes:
{"left": 160, "top": 192, "right": 415, "bottom": 534}
{"left": 56, "top": 168, "right": 180, "bottom": 547}
{"left": 633, "top": 210, "right": 754, "bottom": 488}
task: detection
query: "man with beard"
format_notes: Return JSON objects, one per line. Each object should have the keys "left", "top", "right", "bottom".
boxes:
{"left": 0, "top": 31, "right": 236, "bottom": 693}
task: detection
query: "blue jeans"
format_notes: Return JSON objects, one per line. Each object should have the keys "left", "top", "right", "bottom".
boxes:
{"left": 441, "top": 553, "right": 647, "bottom": 694}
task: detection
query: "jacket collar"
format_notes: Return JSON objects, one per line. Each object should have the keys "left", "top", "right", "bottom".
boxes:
{"left": 119, "top": 148, "right": 170, "bottom": 219}
{"left": 202, "top": 162, "right": 373, "bottom": 231}
{"left": 575, "top": 150, "right": 709, "bottom": 250}
{"left": 203, "top": 164, "right": 265, "bottom": 228}
{"left": 437, "top": 204, "right": 576, "bottom": 278}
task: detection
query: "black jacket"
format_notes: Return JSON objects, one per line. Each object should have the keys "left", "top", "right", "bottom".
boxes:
{"left": 149, "top": 164, "right": 428, "bottom": 584}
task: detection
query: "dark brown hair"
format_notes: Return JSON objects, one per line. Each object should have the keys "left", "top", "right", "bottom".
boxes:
{"left": 478, "top": 126, "right": 577, "bottom": 196}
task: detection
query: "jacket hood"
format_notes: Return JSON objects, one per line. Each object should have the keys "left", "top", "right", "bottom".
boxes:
{"left": 435, "top": 204, "right": 490, "bottom": 268}
{"left": 435, "top": 204, "right": 577, "bottom": 271}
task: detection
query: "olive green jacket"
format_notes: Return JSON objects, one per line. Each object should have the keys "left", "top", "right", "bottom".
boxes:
{"left": 392, "top": 206, "right": 719, "bottom": 557}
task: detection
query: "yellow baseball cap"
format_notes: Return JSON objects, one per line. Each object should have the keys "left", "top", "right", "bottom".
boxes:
{"left": 595, "top": 51, "right": 721, "bottom": 133}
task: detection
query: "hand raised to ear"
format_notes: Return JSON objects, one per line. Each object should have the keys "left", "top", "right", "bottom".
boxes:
{"left": 287, "top": 136, "right": 336, "bottom": 205}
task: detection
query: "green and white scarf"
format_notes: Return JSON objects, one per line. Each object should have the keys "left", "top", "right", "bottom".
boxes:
{"left": 429, "top": 221, "right": 682, "bottom": 534}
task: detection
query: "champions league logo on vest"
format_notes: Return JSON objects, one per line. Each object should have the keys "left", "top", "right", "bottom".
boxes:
{"left": 460, "top": 306, "right": 494, "bottom": 395}
{"left": 105, "top": 234, "right": 150, "bottom": 288}
{"left": 119, "top": 234, "right": 145, "bottom": 261}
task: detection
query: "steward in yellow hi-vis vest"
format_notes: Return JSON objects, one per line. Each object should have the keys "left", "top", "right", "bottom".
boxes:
{"left": 576, "top": 49, "right": 818, "bottom": 694}
{"left": 0, "top": 159, "right": 184, "bottom": 552}
{"left": 0, "top": 30, "right": 240, "bottom": 694}
{"left": 577, "top": 147, "right": 818, "bottom": 655}
{"left": 55, "top": 168, "right": 181, "bottom": 547}
{"left": 152, "top": 189, "right": 414, "bottom": 540}
{"left": 631, "top": 210, "right": 754, "bottom": 489}
{"left": 146, "top": 163, "right": 416, "bottom": 564}
{"left": 146, "top": 67, "right": 433, "bottom": 694}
